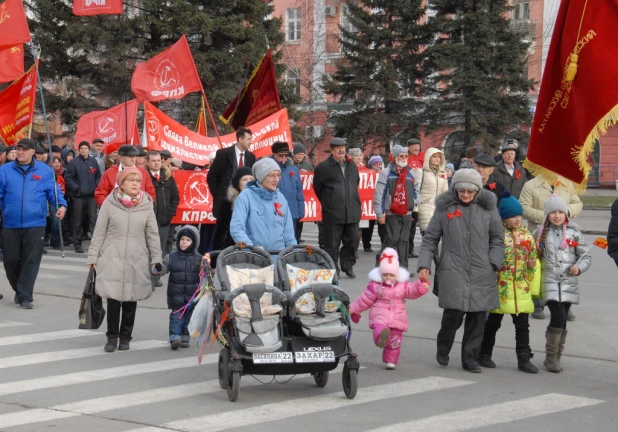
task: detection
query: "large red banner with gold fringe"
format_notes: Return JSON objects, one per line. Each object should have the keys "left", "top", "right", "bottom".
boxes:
{"left": 525, "top": 0, "right": 618, "bottom": 191}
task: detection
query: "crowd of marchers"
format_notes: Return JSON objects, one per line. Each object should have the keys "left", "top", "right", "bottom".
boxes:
{"left": 2, "top": 132, "right": 618, "bottom": 376}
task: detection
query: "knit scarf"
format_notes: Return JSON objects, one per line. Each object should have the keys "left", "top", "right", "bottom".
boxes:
{"left": 114, "top": 187, "right": 143, "bottom": 208}
{"left": 390, "top": 168, "right": 408, "bottom": 215}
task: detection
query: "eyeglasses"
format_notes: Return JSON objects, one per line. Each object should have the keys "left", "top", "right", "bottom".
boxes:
{"left": 161, "top": 157, "right": 169, "bottom": 161}
{"left": 124, "top": 178, "right": 142, "bottom": 184}
{"left": 457, "top": 189, "right": 477, "bottom": 195}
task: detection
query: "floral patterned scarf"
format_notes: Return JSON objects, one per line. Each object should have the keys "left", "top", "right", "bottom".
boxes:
{"left": 114, "top": 187, "right": 143, "bottom": 208}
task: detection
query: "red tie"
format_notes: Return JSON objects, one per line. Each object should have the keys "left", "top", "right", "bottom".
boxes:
{"left": 239, "top": 152, "right": 244, "bottom": 168}
{"left": 155, "top": 173, "right": 160, "bottom": 181}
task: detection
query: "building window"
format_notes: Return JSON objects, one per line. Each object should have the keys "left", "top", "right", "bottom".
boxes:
{"left": 513, "top": 2, "right": 530, "bottom": 20}
{"left": 287, "top": 8, "right": 301, "bottom": 41}
{"left": 286, "top": 69, "right": 301, "bottom": 96}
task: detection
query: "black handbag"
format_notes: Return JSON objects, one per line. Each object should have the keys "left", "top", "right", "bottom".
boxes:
{"left": 78, "top": 268, "right": 106, "bottom": 329}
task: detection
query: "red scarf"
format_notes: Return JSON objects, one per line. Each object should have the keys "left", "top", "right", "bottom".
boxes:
{"left": 390, "top": 168, "right": 408, "bottom": 215}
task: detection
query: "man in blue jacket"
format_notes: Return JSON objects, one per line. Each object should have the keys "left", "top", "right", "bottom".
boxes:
{"left": 271, "top": 142, "right": 305, "bottom": 243}
{"left": 0, "top": 139, "right": 67, "bottom": 308}
{"left": 64, "top": 141, "right": 101, "bottom": 253}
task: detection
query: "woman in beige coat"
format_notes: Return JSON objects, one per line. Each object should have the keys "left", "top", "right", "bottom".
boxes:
{"left": 417, "top": 148, "right": 449, "bottom": 232}
{"left": 88, "top": 167, "right": 162, "bottom": 353}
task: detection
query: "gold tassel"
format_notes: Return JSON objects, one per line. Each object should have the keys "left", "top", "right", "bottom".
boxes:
{"left": 524, "top": 103, "right": 618, "bottom": 193}
{"left": 565, "top": 53, "right": 579, "bottom": 82}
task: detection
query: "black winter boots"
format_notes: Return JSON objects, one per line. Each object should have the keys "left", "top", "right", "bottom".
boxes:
{"left": 104, "top": 337, "right": 118, "bottom": 353}
{"left": 516, "top": 348, "right": 539, "bottom": 373}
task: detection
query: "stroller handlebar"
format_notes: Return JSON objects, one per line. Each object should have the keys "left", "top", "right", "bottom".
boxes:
{"left": 224, "top": 284, "right": 288, "bottom": 307}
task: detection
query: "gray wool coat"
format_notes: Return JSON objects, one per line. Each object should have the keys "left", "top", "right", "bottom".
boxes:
{"left": 533, "top": 223, "right": 591, "bottom": 304}
{"left": 417, "top": 190, "right": 505, "bottom": 312}
{"left": 87, "top": 192, "right": 162, "bottom": 302}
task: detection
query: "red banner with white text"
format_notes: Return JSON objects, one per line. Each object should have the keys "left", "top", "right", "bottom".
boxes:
{"left": 74, "top": 100, "right": 140, "bottom": 148}
{"left": 73, "top": 0, "right": 123, "bottom": 16}
{"left": 145, "top": 102, "right": 293, "bottom": 164}
{"left": 0, "top": 64, "right": 37, "bottom": 145}
{"left": 300, "top": 167, "right": 378, "bottom": 222}
{"left": 171, "top": 170, "right": 215, "bottom": 224}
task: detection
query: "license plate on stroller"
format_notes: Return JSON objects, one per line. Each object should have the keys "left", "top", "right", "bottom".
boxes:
{"left": 252, "top": 352, "right": 294, "bottom": 364}
{"left": 295, "top": 350, "right": 335, "bottom": 363}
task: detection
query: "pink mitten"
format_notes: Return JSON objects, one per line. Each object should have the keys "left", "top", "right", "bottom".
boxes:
{"left": 351, "top": 312, "right": 361, "bottom": 323}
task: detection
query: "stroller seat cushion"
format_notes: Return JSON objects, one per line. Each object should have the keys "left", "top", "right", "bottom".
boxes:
{"left": 286, "top": 265, "right": 336, "bottom": 315}
{"left": 299, "top": 313, "right": 349, "bottom": 339}
{"left": 226, "top": 265, "right": 282, "bottom": 318}
{"left": 235, "top": 316, "right": 282, "bottom": 353}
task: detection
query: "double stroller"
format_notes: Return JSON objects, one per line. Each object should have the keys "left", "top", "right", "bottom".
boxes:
{"left": 211, "top": 244, "right": 359, "bottom": 402}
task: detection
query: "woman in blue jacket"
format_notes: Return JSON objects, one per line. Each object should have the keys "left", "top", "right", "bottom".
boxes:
{"left": 230, "top": 158, "right": 297, "bottom": 251}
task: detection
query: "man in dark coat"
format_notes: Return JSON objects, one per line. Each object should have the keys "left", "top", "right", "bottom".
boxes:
{"left": 492, "top": 140, "right": 528, "bottom": 198}
{"left": 473, "top": 152, "right": 505, "bottom": 207}
{"left": 208, "top": 127, "right": 256, "bottom": 250}
{"left": 313, "top": 137, "right": 361, "bottom": 278}
{"left": 418, "top": 169, "right": 504, "bottom": 373}
{"left": 146, "top": 151, "right": 180, "bottom": 258}
{"left": 64, "top": 141, "right": 101, "bottom": 253}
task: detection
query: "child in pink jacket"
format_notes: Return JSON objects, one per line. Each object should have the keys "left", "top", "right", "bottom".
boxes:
{"left": 349, "top": 248, "right": 429, "bottom": 370}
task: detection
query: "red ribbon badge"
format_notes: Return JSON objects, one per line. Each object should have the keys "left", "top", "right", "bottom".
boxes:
{"left": 514, "top": 170, "right": 521, "bottom": 180}
{"left": 520, "top": 239, "right": 532, "bottom": 253}
{"left": 447, "top": 209, "right": 462, "bottom": 220}
{"left": 566, "top": 238, "right": 579, "bottom": 248}
{"left": 290, "top": 171, "right": 295, "bottom": 177}
{"left": 32, "top": 174, "right": 41, "bottom": 181}
{"left": 274, "top": 202, "right": 284, "bottom": 217}
{"left": 488, "top": 182, "right": 497, "bottom": 190}
{"left": 90, "top": 167, "right": 96, "bottom": 174}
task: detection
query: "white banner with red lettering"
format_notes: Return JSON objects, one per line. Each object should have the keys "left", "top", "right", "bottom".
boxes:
{"left": 144, "top": 102, "right": 293, "bottom": 165}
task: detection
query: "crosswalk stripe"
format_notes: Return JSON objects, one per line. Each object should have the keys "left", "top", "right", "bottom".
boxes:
{"left": 0, "top": 269, "right": 68, "bottom": 280}
{"left": 0, "top": 329, "right": 98, "bottom": 347}
{"left": 0, "top": 321, "right": 32, "bottom": 329}
{"left": 0, "top": 364, "right": 354, "bottom": 429}
{"left": 0, "top": 355, "right": 215, "bottom": 397}
{"left": 42, "top": 256, "right": 89, "bottom": 264}
{"left": 366, "top": 393, "right": 604, "bottom": 432}
{"left": 0, "top": 340, "right": 167, "bottom": 370}
{"left": 129, "top": 376, "right": 474, "bottom": 432}
{"left": 38, "top": 263, "right": 88, "bottom": 272}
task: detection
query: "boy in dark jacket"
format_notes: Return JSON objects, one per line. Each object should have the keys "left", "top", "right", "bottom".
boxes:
{"left": 159, "top": 225, "right": 203, "bottom": 350}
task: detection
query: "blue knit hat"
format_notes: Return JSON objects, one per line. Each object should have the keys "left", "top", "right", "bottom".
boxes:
{"left": 499, "top": 191, "right": 523, "bottom": 219}
{"left": 368, "top": 155, "right": 383, "bottom": 168}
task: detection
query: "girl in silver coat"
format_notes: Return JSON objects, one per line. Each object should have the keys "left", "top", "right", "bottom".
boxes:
{"left": 534, "top": 194, "right": 591, "bottom": 373}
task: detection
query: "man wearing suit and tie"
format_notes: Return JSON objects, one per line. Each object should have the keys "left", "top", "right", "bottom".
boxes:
{"left": 208, "top": 127, "right": 256, "bottom": 250}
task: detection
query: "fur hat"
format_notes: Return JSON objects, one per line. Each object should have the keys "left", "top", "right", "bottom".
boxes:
{"left": 232, "top": 167, "right": 253, "bottom": 191}
{"left": 252, "top": 158, "right": 281, "bottom": 184}
{"left": 271, "top": 141, "right": 290, "bottom": 154}
{"left": 348, "top": 147, "right": 362, "bottom": 157}
{"left": 116, "top": 166, "right": 142, "bottom": 186}
{"left": 391, "top": 144, "right": 407, "bottom": 159}
{"left": 293, "top": 142, "right": 306, "bottom": 154}
{"left": 450, "top": 168, "right": 482, "bottom": 192}
{"left": 499, "top": 191, "right": 523, "bottom": 219}
{"left": 379, "top": 247, "right": 399, "bottom": 276}
{"left": 368, "top": 155, "right": 383, "bottom": 168}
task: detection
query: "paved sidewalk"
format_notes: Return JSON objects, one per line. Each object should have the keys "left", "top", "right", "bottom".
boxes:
{"left": 576, "top": 209, "right": 611, "bottom": 235}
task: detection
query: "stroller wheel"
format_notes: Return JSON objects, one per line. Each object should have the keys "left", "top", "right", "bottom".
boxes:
{"left": 342, "top": 364, "right": 358, "bottom": 399}
{"left": 218, "top": 348, "right": 230, "bottom": 390}
{"left": 313, "top": 371, "right": 329, "bottom": 388}
{"left": 227, "top": 371, "right": 241, "bottom": 402}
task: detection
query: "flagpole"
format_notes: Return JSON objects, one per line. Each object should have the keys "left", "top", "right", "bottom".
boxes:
{"left": 121, "top": 5, "right": 129, "bottom": 143}
{"left": 228, "top": 0, "right": 271, "bottom": 129}
{"left": 29, "top": 44, "right": 65, "bottom": 259}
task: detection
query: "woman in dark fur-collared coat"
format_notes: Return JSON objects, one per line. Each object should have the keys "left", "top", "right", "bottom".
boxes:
{"left": 418, "top": 169, "right": 504, "bottom": 373}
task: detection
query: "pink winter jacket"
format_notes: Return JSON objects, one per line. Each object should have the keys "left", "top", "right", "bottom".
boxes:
{"left": 349, "top": 267, "right": 429, "bottom": 332}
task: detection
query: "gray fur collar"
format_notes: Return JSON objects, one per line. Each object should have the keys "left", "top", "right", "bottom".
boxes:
{"left": 435, "top": 189, "right": 496, "bottom": 211}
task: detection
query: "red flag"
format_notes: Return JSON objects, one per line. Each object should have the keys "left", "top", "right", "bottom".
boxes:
{"left": 0, "top": 0, "right": 31, "bottom": 51}
{"left": 195, "top": 96, "right": 207, "bottom": 136}
{"left": 0, "top": 44, "right": 24, "bottom": 83}
{"left": 131, "top": 35, "right": 202, "bottom": 103}
{"left": 72, "top": 0, "right": 123, "bottom": 16}
{"left": 220, "top": 49, "right": 282, "bottom": 129}
{"left": 74, "top": 100, "right": 141, "bottom": 148}
{"left": 593, "top": 237, "right": 608, "bottom": 250}
{"left": 525, "top": 0, "right": 618, "bottom": 191}
{"left": 0, "top": 64, "right": 37, "bottom": 145}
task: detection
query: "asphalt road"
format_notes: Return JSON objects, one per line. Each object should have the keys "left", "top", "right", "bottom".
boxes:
{"left": 0, "top": 223, "right": 616, "bottom": 432}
